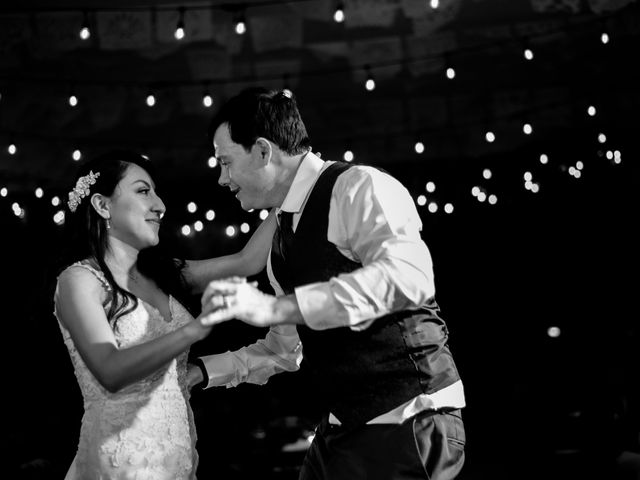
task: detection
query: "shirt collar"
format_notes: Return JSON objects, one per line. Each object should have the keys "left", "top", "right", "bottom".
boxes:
{"left": 279, "top": 151, "right": 324, "bottom": 215}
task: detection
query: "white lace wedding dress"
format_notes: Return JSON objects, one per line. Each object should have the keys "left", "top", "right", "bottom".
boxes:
{"left": 55, "top": 262, "right": 199, "bottom": 480}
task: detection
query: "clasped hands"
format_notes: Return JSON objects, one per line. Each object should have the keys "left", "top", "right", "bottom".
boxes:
{"left": 199, "top": 277, "right": 278, "bottom": 328}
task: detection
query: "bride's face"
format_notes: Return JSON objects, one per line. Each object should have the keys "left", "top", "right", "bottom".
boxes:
{"left": 107, "top": 164, "right": 166, "bottom": 250}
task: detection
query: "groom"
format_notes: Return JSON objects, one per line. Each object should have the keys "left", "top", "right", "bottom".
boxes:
{"left": 196, "top": 87, "right": 466, "bottom": 480}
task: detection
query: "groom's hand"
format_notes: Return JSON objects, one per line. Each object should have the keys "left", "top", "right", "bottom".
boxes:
{"left": 200, "top": 279, "right": 278, "bottom": 327}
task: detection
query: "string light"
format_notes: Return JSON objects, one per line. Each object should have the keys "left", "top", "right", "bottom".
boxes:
{"left": 146, "top": 91, "right": 156, "bottom": 107}
{"left": 598, "top": 133, "right": 607, "bottom": 143}
{"left": 333, "top": 2, "right": 345, "bottom": 23}
{"left": 240, "top": 222, "right": 250, "bottom": 233}
{"left": 0, "top": 188, "right": 7, "bottom": 197}
{"left": 364, "top": 65, "right": 375, "bottom": 91}
{"left": 259, "top": 209, "right": 269, "bottom": 220}
{"left": 523, "top": 123, "right": 533, "bottom": 135}
{"left": 430, "top": 0, "right": 439, "bottom": 8}
{"left": 79, "top": 11, "right": 91, "bottom": 40}
{"left": 488, "top": 194, "right": 498, "bottom": 205}
{"left": 425, "top": 181, "right": 436, "bottom": 193}
{"left": 181, "top": 225, "right": 191, "bottom": 236}
{"left": 587, "top": 105, "right": 597, "bottom": 116}
{"left": 35, "top": 188, "right": 44, "bottom": 198}
{"left": 427, "top": 202, "right": 438, "bottom": 213}
{"left": 225, "top": 225, "right": 237, "bottom": 237}
{"left": 174, "top": 8, "right": 186, "bottom": 41}
{"left": 72, "top": 149, "right": 82, "bottom": 161}
{"left": 343, "top": 150, "right": 354, "bottom": 162}
{"left": 235, "top": 11, "right": 246, "bottom": 35}
{"left": 482, "top": 168, "right": 492, "bottom": 180}
{"left": 68, "top": 94, "right": 78, "bottom": 107}
{"left": 194, "top": 220, "right": 203, "bottom": 232}
{"left": 51, "top": 196, "right": 60, "bottom": 206}
{"left": 202, "top": 84, "right": 213, "bottom": 108}
{"left": 417, "top": 195, "right": 427, "bottom": 206}
{"left": 485, "top": 131, "right": 495, "bottom": 143}
{"left": 8, "top": 144, "right": 17, "bottom": 155}
{"left": 444, "top": 203, "right": 454, "bottom": 214}
{"left": 205, "top": 209, "right": 215, "bottom": 221}
{"left": 446, "top": 67, "right": 456, "bottom": 80}
{"left": 414, "top": 141, "right": 425, "bottom": 154}
{"left": 539, "top": 153, "right": 549, "bottom": 164}
{"left": 187, "top": 202, "right": 197, "bottom": 213}
{"left": 207, "top": 156, "right": 217, "bottom": 168}
{"left": 547, "top": 326, "right": 561, "bottom": 338}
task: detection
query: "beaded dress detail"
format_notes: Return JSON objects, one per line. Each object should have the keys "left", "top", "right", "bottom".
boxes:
{"left": 54, "top": 262, "right": 198, "bottom": 480}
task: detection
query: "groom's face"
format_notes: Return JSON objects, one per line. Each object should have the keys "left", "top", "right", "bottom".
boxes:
{"left": 213, "top": 124, "right": 271, "bottom": 211}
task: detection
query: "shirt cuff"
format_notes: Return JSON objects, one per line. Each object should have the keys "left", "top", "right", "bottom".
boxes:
{"left": 295, "top": 281, "right": 348, "bottom": 330}
{"left": 200, "top": 352, "right": 246, "bottom": 389}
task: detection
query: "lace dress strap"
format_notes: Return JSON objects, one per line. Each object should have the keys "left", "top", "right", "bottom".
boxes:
{"left": 66, "top": 261, "right": 112, "bottom": 293}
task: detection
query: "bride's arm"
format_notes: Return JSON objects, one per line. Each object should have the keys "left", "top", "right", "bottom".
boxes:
{"left": 182, "top": 209, "right": 277, "bottom": 294}
{"left": 56, "top": 267, "right": 213, "bottom": 393}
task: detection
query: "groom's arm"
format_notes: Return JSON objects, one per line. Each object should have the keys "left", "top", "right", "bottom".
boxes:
{"left": 193, "top": 324, "right": 302, "bottom": 389}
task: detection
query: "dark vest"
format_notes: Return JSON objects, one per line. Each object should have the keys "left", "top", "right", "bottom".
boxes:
{"left": 271, "top": 161, "right": 460, "bottom": 429}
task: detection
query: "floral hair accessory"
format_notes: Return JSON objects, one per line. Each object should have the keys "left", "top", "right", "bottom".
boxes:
{"left": 68, "top": 171, "right": 100, "bottom": 212}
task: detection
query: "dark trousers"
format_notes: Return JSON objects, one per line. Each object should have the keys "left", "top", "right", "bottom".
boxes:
{"left": 299, "top": 409, "right": 465, "bottom": 480}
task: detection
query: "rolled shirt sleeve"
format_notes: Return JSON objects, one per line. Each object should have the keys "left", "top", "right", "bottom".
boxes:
{"left": 296, "top": 166, "right": 436, "bottom": 331}
{"left": 199, "top": 324, "right": 302, "bottom": 389}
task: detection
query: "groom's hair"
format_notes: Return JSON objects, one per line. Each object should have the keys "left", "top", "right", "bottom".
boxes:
{"left": 208, "top": 87, "right": 311, "bottom": 156}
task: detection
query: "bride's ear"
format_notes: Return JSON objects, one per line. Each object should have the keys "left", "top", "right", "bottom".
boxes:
{"left": 90, "top": 193, "right": 111, "bottom": 220}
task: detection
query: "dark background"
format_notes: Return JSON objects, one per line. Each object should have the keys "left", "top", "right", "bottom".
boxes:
{"left": 2, "top": 1, "right": 639, "bottom": 478}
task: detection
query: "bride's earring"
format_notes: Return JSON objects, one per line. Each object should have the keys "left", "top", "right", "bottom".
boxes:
{"left": 105, "top": 217, "right": 111, "bottom": 230}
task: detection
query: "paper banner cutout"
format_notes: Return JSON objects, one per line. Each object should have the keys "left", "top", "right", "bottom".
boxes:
{"left": 349, "top": 36, "right": 403, "bottom": 81}
{"left": 0, "top": 14, "right": 30, "bottom": 55}
{"left": 254, "top": 59, "right": 302, "bottom": 89}
{"left": 97, "top": 11, "right": 153, "bottom": 50}
{"left": 185, "top": 47, "right": 232, "bottom": 82}
{"left": 405, "top": 31, "right": 456, "bottom": 76}
{"left": 411, "top": 0, "right": 462, "bottom": 37}
{"left": 249, "top": 14, "right": 303, "bottom": 53}
{"left": 211, "top": 10, "right": 244, "bottom": 55}
{"left": 156, "top": 8, "right": 214, "bottom": 44}
{"left": 586, "top": 0, "right": 636, "bottom": 13}
{"left": 402, "top": 0, "right": 432, "bottom": 19}
{"left": 307, "top": 41, "right": 351, "bottom": 62}
{"left": 344, "top": 0, "right": 400, "bottom": 28}
{"left": 35, "top": 12, "right": 87, "bottom": 52}
{"left": 289, "top": 0, "right": 333, "bottom": 21}
{"left": 530, "top": 0, "right": 582, "bottom": 13}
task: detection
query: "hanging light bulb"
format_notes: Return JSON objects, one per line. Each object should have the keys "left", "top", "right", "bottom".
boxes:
{"left": 333, "top": 2, "right": 345, "bottom": 23}
{"left": 600, "top": 20, "right": 610, "bottom": 45}
{"left": 174, "top": 8, "right": 186, "bottom": 40}
{"left": 523, "top": 46, "right": 534, "bottom": 61}
{"left": 235, "top": 11, "right": 246, "bottom": 35}
{"left": 202, "top": 84, "right": 213, "bottom": 108}
{"left": 430, "top": 0, "right": 439, "bottom": 8}
{"left": 364, "top": 65, "right": 375, "bottom": 91}
{"left": 79, "top": 11, "right": 91, "bottom": 40}
{"left": 68, "top": 93, "right": 78, "bottom": 107}
{"left": 146, "top": 89, "right": 156, "bottom": 107}
{"left": 8, "top": 143, "right": 17, "bottom": 155}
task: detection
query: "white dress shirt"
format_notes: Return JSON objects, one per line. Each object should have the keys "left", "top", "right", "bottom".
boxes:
{"left": 202, "top": 152, "right": 465, "bottom": 423}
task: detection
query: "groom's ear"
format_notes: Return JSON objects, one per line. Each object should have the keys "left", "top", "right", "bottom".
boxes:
{"left": 254, "top": 137, "right": 272, "bottom": 164}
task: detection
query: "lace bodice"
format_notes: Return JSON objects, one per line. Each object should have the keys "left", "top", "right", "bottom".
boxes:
{"left": 55, "top": 262, "right": 198, "bottom": 480}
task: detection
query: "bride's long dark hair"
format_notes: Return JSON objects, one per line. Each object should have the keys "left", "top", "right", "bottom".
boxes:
{"left": 56, "top": 149, "right": 189, "bottom": 325}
